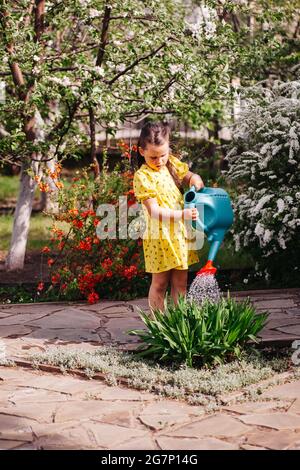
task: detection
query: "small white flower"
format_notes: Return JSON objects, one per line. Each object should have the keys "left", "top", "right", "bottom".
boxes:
{"left": 169, "top": 64, "right": 183, "bottom": 74}
{"left": 89, "top": 8, "right": 102, "bottom": 18}
{"left": 125, "top": 31, "right": 135, "bottom": 40}
{"left": 116, "top": 63, "right": 126, "bottom": 73}
{"left": 276, "top": 198, "right": 285, "bottom": 214}
{"left": 94, "top": 66, "right": 105, "bottom": 77}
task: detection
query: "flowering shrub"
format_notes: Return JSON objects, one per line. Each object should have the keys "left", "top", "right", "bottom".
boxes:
{"left": 225, "top": 79, "right": 300, "bottom": 284}
{"left": 39, "top": 145, "right": 150, "bottom": 303}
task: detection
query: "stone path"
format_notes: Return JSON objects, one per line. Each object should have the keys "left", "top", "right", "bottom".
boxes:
{"left": 0, "top": 289, "right": 299, "bottom": 359}
{"left": 0, "top": 288, "right": 300, "bottom": 450}
{"left": 0, "top": 366, "right": 300, "bottom": 450}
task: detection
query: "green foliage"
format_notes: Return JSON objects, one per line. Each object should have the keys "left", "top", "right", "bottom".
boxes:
{"left": 128, "top": 294, "right": 268, "bottom": 367}
{"left": 1, "top": 0, "right": 298, "bottom": 166}
{"left": 40, "top": 152, "right": 150, "bottom": 303}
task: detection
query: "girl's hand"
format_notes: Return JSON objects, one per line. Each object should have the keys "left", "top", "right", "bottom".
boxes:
{"left": 183, "top": 208, "right": 198, "bottom": 221}
{"left": 189, "top": 174, "right": 204, "bottom": 191}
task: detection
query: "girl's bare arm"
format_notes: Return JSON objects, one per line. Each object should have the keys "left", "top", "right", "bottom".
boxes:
{"left": 142, "top": 198, "right": 198, "bottom": 222}
{"left": 182, "top": 171, "right": 204, "bottom": 190}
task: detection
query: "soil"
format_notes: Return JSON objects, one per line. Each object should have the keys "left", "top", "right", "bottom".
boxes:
{"left": 0, "top": 250, "right": 50, "bottom": 285}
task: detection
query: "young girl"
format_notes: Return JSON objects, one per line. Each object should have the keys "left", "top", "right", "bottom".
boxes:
{"left": 132, "top": 121, "right": 204, "bottom": 311}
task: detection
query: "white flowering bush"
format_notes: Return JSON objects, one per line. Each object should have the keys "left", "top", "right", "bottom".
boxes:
{"left": 225, "top": 79, "right": 300, "bottom": 283}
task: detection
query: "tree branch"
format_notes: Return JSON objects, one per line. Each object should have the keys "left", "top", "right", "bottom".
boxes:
{"left": 24, "top": 0, "right": 35, "bottom": 27}
{"left": 34, "top": 0, "right": 45, "bottom": 42}
{"left": 88, "top": 107, "right": 100, "bottom": 178}
{"left": 96, "top": 5, "right": 111, "bottom": 66}
{"left": 106, "top": 40, "right": 170, "bottom": 86}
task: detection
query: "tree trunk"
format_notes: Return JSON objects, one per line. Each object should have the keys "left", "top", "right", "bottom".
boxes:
{"left": 5, "top": 161, "right": 37, "bottom": 271}
{"left": 38, "top": 156, "right": 59, "bottom": 213}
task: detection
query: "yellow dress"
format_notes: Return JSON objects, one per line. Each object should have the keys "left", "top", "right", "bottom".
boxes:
{"left": 133, "top": 154, "right": 200, "bottom": 273}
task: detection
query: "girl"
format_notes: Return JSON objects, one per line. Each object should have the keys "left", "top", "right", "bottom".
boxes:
{"left": 132, "top": 121, "right": 204, "bottom": 311}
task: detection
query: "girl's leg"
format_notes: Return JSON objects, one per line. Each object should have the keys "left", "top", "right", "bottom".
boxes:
{"left": 170, "top": 268, "right": 188, "bottom": 304}
{"left": 148, "top": 270, "right": 171, "bottom": 311}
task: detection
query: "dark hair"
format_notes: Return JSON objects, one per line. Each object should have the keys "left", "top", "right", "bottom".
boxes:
{"left": 131, "top": 121, "right": 181, "bottom": 189}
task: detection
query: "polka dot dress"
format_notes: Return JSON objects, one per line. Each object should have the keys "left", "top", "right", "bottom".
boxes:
{"left": 133, "top": 154, "right": 200, "bottom": 273}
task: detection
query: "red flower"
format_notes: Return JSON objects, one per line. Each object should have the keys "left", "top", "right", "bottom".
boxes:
{"left": 41, "top": 246, "right": 50, "bottom": 253}
{"left": 78, "top": 239, "right": 92, "bottom": 251}
{"left": 72, "top": 219, "right": 83, "bottom": 229}
{"left": 123, "top": 265, "right": 138, "bottom": 280}
{"left": 51, "top": 274, "right": 60, "bottom": 285}
{"left": 81, "top": 210, "right": 96, "bottom": 219}
{"left": 37, "top": 282, "right": 44, "bottom": 291}
{"left": 58, "top": 241, "right": 65, "bottom": 250}
{"left": 87, "top": 291, "right": 99, "bottom": 304}
{"left": 101, "top": 258, "right": 113, "bottom": 268}
{"left": 78, "top": 271, "right": 103, "bottom": 294}
{"left": 69, "top": 208, "right": 79, "bottom": 216}
{"left": 47, "top": 258, "right": 55, "bottom": 266}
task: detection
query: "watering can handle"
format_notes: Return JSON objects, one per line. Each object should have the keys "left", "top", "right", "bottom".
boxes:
{"left": 190, "top": 185, "right": 205, "bottom": 193}
{"left": 188, "top": 185, "right": 218, "bottom": 233}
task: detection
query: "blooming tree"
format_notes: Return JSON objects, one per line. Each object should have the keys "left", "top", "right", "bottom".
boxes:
{"left": 0, "top": 0, "right": 299, "bottom": 270}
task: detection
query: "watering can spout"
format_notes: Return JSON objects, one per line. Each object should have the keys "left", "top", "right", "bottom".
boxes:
{"left": 197, "top": 260, "right": 217, "bottom": 276}
{"left": 208, "top": 240, "right": 222, "bottom": 261}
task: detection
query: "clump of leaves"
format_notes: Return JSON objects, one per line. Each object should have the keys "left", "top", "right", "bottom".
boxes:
{"left": 128, "top": 294, "right": 268, "bottom": 367}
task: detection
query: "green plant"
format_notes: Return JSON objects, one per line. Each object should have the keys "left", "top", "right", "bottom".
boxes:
{"left": 128, "top": 294, "right": 268, "bottom": 367}
{"left": 39, "top": 147, "right": 150, "bottom": 303}
{"left": 28, "top": 345, "right": 293, "bottom": 408}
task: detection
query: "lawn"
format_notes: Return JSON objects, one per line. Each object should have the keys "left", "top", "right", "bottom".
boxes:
{"left": 0, "top": 214, "right": 68, "bottom": 252}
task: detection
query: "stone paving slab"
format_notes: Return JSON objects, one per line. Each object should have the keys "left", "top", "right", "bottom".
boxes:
{"left": 0, "top": 289, "right": 299, "bottom": 360}
{"left": 0, "top": 365, "right": 300, "bottom": 450}
{"left": 1, "top": 289, "right": 300, "bottom": 450}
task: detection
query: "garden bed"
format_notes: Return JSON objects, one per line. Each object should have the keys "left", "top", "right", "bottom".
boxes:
{"left": 4, "top": 346, "right": 298, "bottom": 411}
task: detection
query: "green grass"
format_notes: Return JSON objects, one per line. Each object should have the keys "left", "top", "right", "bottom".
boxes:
{"left": 0, "top": 175, "right": 23, "bottom": 202}
{"left": 0, "top": 175, "right": 72, "bottom": 203}
{"left": 0, "top": 214, "right": 68, "bottom": 251}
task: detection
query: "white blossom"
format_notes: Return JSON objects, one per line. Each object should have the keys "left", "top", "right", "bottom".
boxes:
{"left": 276, "top": 198, "right": 285, "bottom": 214}
{"left": 226, "top": 79, "right": 300, "bottom": 269}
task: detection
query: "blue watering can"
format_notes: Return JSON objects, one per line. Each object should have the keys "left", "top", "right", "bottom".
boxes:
{"left": 184, "top": 186, "right": 234, "bottom": 275}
